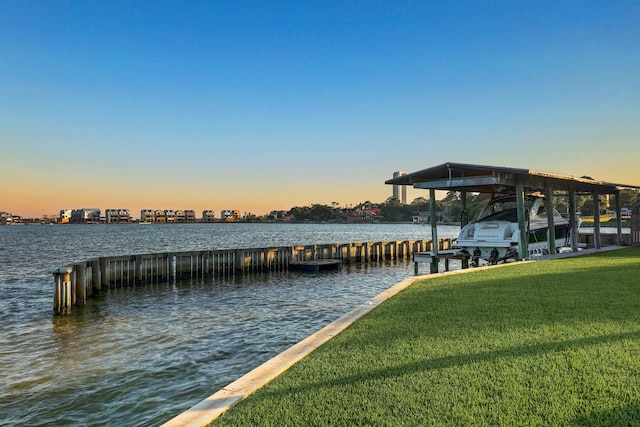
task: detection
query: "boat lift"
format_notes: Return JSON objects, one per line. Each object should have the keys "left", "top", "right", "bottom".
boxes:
{"left": 386, "top": 162, "right": 640, "bottom": 266}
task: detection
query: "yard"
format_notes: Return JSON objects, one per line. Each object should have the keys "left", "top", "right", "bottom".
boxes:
{"left": 213, "top": 247, "right": 640, "bottom": 426}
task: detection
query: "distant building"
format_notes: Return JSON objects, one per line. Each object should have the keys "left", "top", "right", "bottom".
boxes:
{"left": 69, "top": 208, "right": 101, "bottom": 223}
{"left": 2, "top": 214, "right": 21, "bottom": 224}
{"left": 59, "top": 209, "right": 73, "bottom": 224}
{"left": 154, "top": 209, "right": 166, "bottom": 223}
{"left": 346, "top": 206, "right": 381, "bottom": 222}
{"left": 202, "top": 210, "right": 216, "bottom": 222}
{"left": 12, "top": 215, "right": 24, "bottom": 224}
{"left": 220, "top": 209, "right": 241, "bottom": 222}
{"left": 413, "top": 212, "right": 431, "bottom": 224}
{"left": 142, "top": 208, "right": 199, "bottom": 223}
{"left": 412, "top": 211, "right": 446, "bottom": 224}
{"left": 105, "top": 209, "right": 131, "bottom": 223}
{"left": 1, "top": 212, "right": 20, "bottom": 225}
{"left": 184, "top": 210, "right": 196, "bottom": 222}
{"left": 141, "top": 209, "right": 155, "bottom": 223}
{"left": 164, "top": 210, "right": 176, "bottom": 222}
{"left": 392, "top": 171, "right": 407, "bottom": 204}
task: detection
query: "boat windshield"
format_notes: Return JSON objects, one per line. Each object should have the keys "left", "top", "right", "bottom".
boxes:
{"left": 477, "top": 197, "right": 549, "bottom": 222}
{"left": 478, "top": 206, "right": 519, "bottom": 222}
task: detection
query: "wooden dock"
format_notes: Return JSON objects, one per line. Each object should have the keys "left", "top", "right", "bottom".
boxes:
{"left": 413, "top": 249, "right": 470, "bottom": 275}
{"left": 49, "top": 238, "right": 457, "bottom": 315}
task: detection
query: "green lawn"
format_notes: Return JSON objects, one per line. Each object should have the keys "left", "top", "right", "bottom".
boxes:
{"left": 213, "top": 248, "right": 640, "bottom": 426}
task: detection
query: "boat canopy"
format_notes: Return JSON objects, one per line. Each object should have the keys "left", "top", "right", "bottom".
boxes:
{"left": 385, "top": 162, "right": 640, "bottom": 195}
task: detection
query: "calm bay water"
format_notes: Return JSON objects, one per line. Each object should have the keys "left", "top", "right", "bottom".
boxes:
{"left": 0, "top": 223, "right": 460, "bottom": 427}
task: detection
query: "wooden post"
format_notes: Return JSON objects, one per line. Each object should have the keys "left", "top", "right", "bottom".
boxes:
{"left": 427, "top": 189, "right": 438, "bottom": 273}
{"left": 99, "top": 257, "right": 107, "bottom": 289}
{"left": 234, "top": 250, "right": 244, "bottom": 272}
{"left": 593, "top": 190, "right": 602, "bottom": 249}
{"left": 175, "top": 254, "right": 182, "bottom": 279}
{"left": 569, "top": 188, "right": 578, "bottom": 251}
{"left": 545, "top": 183, "right": 556, "bottom": 254}
{"left": 460, "top": 189, "right": 468, "bottom": 227}
{"left": 51, "top": 267, "right": 73, "bottom": 315}
{"left": 135, "top": 255, "right": 143, "bottom": 284}
{"left": 74, "top": 263, "right": 86, "bottom": 306}
{"left": 203, "top": 251, "right": 210, "bottom": 276}
{"left": 430, "top": 257, "right": 438, "bottom": 274}
{"left": 167, "top": 252, "right": 175, "bottom": 280}
{"left": 91, "top": 259, "right": 101, "bottom": 296}
{"left": 632, "top": 204, "right": 640, "bottom": 246}
{"left": 615, "top": 189, "right": 622, "bottom": 246}
{"left": 53, "top": 271, "right": 62, "bottom": 313}
{"left": 429, "top": 189, "right": 438, "bottom": 256}
{"left": 515, "top": 178, "right": 528, "bottom": 259}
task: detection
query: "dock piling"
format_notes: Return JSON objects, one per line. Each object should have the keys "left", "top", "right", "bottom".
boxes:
{"left": 74, "top": 263, "right": 87, "bottom": 306}
{"left": 51, "top": 267, "right": 74, "bottom": 315}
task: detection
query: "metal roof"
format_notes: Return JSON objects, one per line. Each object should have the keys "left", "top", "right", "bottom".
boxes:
{"left": 385, "top": 162, "right": 640, "bottom": 195}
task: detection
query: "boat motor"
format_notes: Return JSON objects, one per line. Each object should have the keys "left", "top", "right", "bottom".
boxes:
{"left": 472, "top": 247, "right": 482, "bottom": 267}
{"left": 489, "top": 248, "right": 499, "bottom": 265}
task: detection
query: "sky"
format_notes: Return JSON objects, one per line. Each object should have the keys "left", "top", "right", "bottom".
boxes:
{"left": 1, "top": 1, "right": 639, "bottom": 218}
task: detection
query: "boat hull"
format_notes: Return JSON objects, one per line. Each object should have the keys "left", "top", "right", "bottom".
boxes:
{"left": 456, "top": 195, "right": 571, "bottom": 265}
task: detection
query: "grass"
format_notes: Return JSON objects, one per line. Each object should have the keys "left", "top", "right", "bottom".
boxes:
{"left": 580, "top": 215, "right": 630, "bottom": 227}
{"left": 213, "top": 247, "right": 640, "bottom": 426}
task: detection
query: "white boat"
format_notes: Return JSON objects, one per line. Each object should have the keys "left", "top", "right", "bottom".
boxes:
{"left": 457, "top": 195, "right": 571, "bottom": 265}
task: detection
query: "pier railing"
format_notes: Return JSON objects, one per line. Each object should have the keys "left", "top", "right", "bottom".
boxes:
{"left": 50, "top": 238, "right": 456, "bottom": 315}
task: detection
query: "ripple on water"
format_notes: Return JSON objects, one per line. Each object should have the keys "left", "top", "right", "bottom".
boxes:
{"left": 0, "top": 223, "right": 460, "bottom": 426}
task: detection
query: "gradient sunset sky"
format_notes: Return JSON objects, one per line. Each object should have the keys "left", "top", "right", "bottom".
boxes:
{"left": 2, "top": 1, "right": 639, "bottom": 218}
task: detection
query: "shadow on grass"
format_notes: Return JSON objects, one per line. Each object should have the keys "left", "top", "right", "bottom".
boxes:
{"left": 260, "top": 329, "right": 640, "bottom": 398}
{"left": 571, "top": 400, "right": 640, "bottom": 426}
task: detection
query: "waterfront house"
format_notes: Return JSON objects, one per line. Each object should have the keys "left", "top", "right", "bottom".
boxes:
{"left": 155, "top": 210, "right": 167, "bottom": 223}
{"left": 221, "top": 210, "right": 241, "bottom": 222}
{"left": 202, "top": 210, "right": 216, "bottom": 222}
{"left": 164, "top": 210, "right": 176, "bottom": 222}
{"left": 59, "top": 209, "right": 73, "bottom": 224}
{"left": 140, "top": 209, "right": 155, "bottom": 223}
{"left": 105, "top": 209, "right": 131, "bottom": 224}
{"left": 69, "top": 208, "right": 101, "bottom": 223}
{"left": 184, "top": 210, "right": 196, "bottom": 222}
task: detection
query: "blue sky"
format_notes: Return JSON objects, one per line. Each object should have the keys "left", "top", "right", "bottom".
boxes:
{"left": 1, "top": 1, "right": 639, "bottom": 217}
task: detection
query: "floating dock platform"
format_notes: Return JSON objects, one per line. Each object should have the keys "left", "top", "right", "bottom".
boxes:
{"left": 289, "top": 259, "right": 342, "bottom": 272}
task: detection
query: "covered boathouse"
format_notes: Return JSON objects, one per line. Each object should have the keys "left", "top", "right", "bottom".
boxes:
{"left": 386, "top": 162, "right": 640, "bottom": 259}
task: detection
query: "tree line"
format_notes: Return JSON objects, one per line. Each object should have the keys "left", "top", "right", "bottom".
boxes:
{"left": 250, "top": 189, "right": 639, "bottom": 223}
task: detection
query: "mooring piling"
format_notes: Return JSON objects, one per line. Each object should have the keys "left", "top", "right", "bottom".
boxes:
{"left": 50, "top": 266, "right": 74, "bottom": 315}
